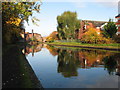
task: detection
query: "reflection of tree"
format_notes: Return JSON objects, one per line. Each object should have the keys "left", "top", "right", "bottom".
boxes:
{"left": 56, "top": 47, "right": 119, "bottom": 77}
{"left": 45, "top": 45, "right": 59, "bottom": 56}
{"left": 57, "top": 50, "right": 80, "bottom": 77}
{"left": 76, "top": 49, "right": 113, "bottom": 68}
{"left": 103, "top": 53, "right": 119, "bottom": 75}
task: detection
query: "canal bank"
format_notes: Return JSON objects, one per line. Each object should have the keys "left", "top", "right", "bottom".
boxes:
{"left": 2, "top": 44, "right": 43, "bottom": 89}
{"left": 47, "top": 42, "right": 120, "bottom": 52}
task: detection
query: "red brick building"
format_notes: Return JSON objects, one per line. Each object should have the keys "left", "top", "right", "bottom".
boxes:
{"left": 75, "top": 20, "right": 106, "bottom": 39}
{"left": 20, "top": 32, "right": 43, "bottom": 42}
{"left": 115, "top": 14, "right": 120, "bottom": 35}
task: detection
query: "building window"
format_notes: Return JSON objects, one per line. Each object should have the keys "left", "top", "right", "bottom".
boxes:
{"left": 117, "top": 18, "right": 120, "bottom": 21}
{"left": 117, "top": 25, "right": 120, "bottom": 27}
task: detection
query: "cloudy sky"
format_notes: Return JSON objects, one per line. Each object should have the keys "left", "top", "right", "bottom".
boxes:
{"left": 25, "top": 0, "right": 119, "bottom": 37}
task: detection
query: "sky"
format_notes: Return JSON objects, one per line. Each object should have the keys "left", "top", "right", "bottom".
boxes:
{"left": 24, "top": 0, "right": 119, "bottom": 37}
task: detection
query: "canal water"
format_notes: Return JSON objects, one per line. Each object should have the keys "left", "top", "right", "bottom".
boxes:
{"left": 24, "top": 44, "right": 119, "bottom": 88}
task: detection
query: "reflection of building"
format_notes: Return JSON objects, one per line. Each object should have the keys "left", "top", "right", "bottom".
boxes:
{"left": 23, "top": 44, "right": 43, "bottom": 56}
{"left": 56, "top": 49, "right": 115, "bottom": 77}
{"left": 75, "top": 50, "right": 110, "bottom": 68}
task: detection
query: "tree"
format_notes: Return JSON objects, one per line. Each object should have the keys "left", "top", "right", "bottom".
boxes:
{"left": 2, "top": 2, "right": 42, "bottom": 44}
{"left": 81, "top": 28, "right": 113, "bottom": 44}
{"left": 57, "top": 11, "right": 80, "bottom": 40}
{"left": 46, "top": 31, "right": 59, "bottom": 42}
{"left": 103, "top": 19, "right": 117, "bottom": 38}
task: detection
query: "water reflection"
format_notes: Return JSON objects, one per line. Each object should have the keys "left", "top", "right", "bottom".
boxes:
{"left": 57, "top": 48, "right": 119, "bottom": 77}
{"left": 103, "top": 54, "right": 120, "bottom": 75}
{"left": 57, "top": 49, "right": 80, "bottom": 77}
{"left": 45, "top": 45, "right": 59, "bottom": 56}
{"left": 22, "top": 44, "right": 43, "bottom": 56}
{"left": 24, "top": 44, "right": 120, "bottom": 77}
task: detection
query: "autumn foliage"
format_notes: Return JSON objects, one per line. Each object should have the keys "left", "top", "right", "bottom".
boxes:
{"left": 2, "top": 2, "right": 41, "bottom": 44}
{"left": 46, "top": 31, "right": 59, "bottom": 42}
{"left": 6, "top": 18, "right": 21, "bottom": 26}
{"left": 80, "top": 28, "right": 113, "bottom": 44}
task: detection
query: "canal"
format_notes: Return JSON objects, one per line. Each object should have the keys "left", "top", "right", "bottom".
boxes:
{"left": 23, "top": 44, "right": 119, "bottom": 88}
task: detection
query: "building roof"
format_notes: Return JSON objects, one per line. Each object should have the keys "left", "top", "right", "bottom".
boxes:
{"left": 83, "top": 20, "right": 107, "bottom": 27}
{"left": 115, "top": 14, "right": 120, "bottom": 18}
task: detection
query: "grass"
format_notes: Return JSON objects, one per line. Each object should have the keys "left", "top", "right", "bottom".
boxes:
{"left": 46, "top": 41, "right": 120, "bottom": 50}
{"left": 53, "top": 45, "right": 120, "bottom": 53}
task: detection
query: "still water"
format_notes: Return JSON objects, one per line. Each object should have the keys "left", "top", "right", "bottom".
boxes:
{"left": 24, "top": 44, "right": 119, "bottom": 88}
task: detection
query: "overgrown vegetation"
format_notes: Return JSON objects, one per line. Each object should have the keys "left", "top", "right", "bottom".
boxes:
{"left": 2, "top": 2, "right": 41, "bottom": 44}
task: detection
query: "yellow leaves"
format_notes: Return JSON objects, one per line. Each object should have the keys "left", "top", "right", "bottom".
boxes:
{"left": 18, "top": 3, "right": 21, "bottom": 6}
{"left": 47, "top": 37, "right": 53, "bottom": 41}
{"left": 46, "top": 31, "right": 58, "bottom": 42}
{"left": 81, "top": 28, "right": 113, "bottom": 44}
{"left": 85, "top": 28, "right": 98, "bottom": 36}
{"left": 6, "top": 17, "right": 21, "bottom": 26}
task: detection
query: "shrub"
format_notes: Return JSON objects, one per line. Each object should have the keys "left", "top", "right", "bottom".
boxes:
{"left": 113, "top": 35, "right": 120, "bottom": 43}
{"left": 46, "top": 37, "right": 54, "bottom": 42}
{"left": 80, "top": 28, "right": 113, "bottom": 44}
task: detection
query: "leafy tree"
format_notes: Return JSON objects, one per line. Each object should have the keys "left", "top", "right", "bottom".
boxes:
{"left": 57, "top": 11, "right": 80, "bottom": 40}
{"left": 103, "top": 19, "right": 117, "bottom": 38}
{"left": 2, "top": 2, "right": 41, "bottom": 44}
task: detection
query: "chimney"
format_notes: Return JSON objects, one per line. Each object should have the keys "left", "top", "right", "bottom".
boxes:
{"left": 32, "top": 29, "right": 34, "bottom": 37}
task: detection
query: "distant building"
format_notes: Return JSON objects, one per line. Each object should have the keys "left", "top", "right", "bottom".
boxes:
{"left": 75, "top": 20, "right": 107, "bottom": 39}
{"left": 25, "top": 32, "right": 43, "bottom": 42}
{"left": 20, "top": 32, "right": 43, "bottom": 42}
{"left": 115, "top": 1, "right": 120, "bottom": 35}
{"left": 100, "top": 23, "right": 107, "bottom": 30}
{"left": 115, "top": 14, "right": 120, "bottom": 35}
